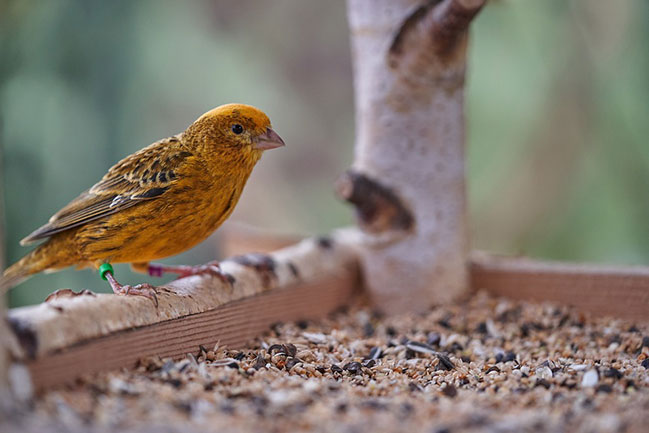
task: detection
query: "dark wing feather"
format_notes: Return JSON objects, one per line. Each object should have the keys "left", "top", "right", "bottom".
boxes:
{"left": 20, "top": 136, "right": 191, "bottom": 245}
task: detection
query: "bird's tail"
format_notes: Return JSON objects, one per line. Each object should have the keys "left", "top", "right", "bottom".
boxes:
{"left": 1, "top": 237, "right": 74, "bottom": 293}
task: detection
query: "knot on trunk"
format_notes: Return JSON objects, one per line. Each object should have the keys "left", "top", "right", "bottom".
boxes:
{"left": 388, "top": 0, "right": 486, "bottom": 70}
{"left": 336, "top": 170, "right": 414, "bottom": 235}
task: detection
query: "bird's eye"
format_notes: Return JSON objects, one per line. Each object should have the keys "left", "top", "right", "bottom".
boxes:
{"left": 231, "top": 124, "right": 244, "bottom": 135}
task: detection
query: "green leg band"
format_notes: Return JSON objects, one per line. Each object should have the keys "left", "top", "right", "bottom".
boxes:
{"left": 99, "top": 263, "right": 114, "bottom": 281}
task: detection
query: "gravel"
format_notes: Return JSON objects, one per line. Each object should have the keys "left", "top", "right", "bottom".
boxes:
{"left": 3, "top": 291, "right": 649, "bottom": 433}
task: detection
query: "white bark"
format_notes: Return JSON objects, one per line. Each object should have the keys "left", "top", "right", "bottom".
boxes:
{"left": 342, "top": 0, "right": 484, "bottom": 313}
{"left": 7, "top": 230, "right": 359, "bottom": 359}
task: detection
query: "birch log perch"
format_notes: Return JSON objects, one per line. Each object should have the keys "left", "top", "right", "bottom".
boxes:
{"left": 6, "top": 231, "right": 359, "bottom": 391}
{"left": 340, "top": 0, "right": 485, "bottom": 313}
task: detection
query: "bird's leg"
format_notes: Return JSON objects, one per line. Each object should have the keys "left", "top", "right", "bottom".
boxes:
{"left": 144, "top": 261, "right": 234, "bottom": 285}
{"left": 99, "top": 263, "right": 158, "bottom": 307}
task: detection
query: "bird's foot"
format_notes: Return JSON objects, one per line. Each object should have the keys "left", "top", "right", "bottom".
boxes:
{"left": 148, "top": 261, "right": 234, "bottom": 285}
{"left": 113, "top": 283, "right": 159, "bottom": 307}
{"left": 101, "top": 266, "right": 159, "bottom": 307}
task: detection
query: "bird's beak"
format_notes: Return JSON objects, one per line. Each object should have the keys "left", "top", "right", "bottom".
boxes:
{"left": 254, "top": 127, "right": 285, "bottom": 150}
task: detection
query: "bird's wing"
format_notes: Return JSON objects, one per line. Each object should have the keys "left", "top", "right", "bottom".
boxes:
{"left": 20, "top": 136, "right": 193, "bottom": 245}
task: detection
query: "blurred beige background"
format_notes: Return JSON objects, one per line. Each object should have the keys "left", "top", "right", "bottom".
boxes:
{"left": 1, "top": 0, "right": 648, "bottom": 306}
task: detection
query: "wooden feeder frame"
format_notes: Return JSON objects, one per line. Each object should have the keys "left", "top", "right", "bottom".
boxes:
{"left": 2, "top": 228, "right": 648, "bottom": 392}
{"left": 1, "top": 0, "right": 648, "bottom": 399}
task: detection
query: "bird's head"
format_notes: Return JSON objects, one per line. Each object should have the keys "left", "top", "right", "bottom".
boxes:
{"left": 183, "top": 103, "right": 285, "bottom": 165}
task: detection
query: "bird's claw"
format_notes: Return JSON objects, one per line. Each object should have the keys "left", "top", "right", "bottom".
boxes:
{"left": 115, "top": 283, "right": 159, "bottom": 307}
{"left": 179, "top": 263, "right": 231, "bottom": 284}
{"left": 171, "top": 261, "right": 233, "bottom": 286}
{"left": 146, "top": 261, "right": 234, "bottom": 287}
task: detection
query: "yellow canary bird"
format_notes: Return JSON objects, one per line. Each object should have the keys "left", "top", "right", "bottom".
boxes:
{"left": 0, "top": 104, "right": 284, "bottom": 303}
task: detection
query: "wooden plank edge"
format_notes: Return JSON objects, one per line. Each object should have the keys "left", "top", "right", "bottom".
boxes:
{"left": 470, "top": 252, "right": 649, "bottom": 323}
{"left": 15, "top": 246, "right": 649, "bottom": 392}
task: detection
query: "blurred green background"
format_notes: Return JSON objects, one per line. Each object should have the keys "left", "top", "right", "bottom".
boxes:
{"left": 1, "top": 0, "right": 648, "bottom": 307}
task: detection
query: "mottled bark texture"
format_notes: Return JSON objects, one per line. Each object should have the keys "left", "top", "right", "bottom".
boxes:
{"left": 7, "top": 230, "right": 359, "bottom": 360}
{"left": 342, "top": 0, "right": 484, "bottom": 312}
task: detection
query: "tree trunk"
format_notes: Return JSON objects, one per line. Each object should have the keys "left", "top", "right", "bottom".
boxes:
{"left": 340, "top": 0, "right": 484, "bottom": 313}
